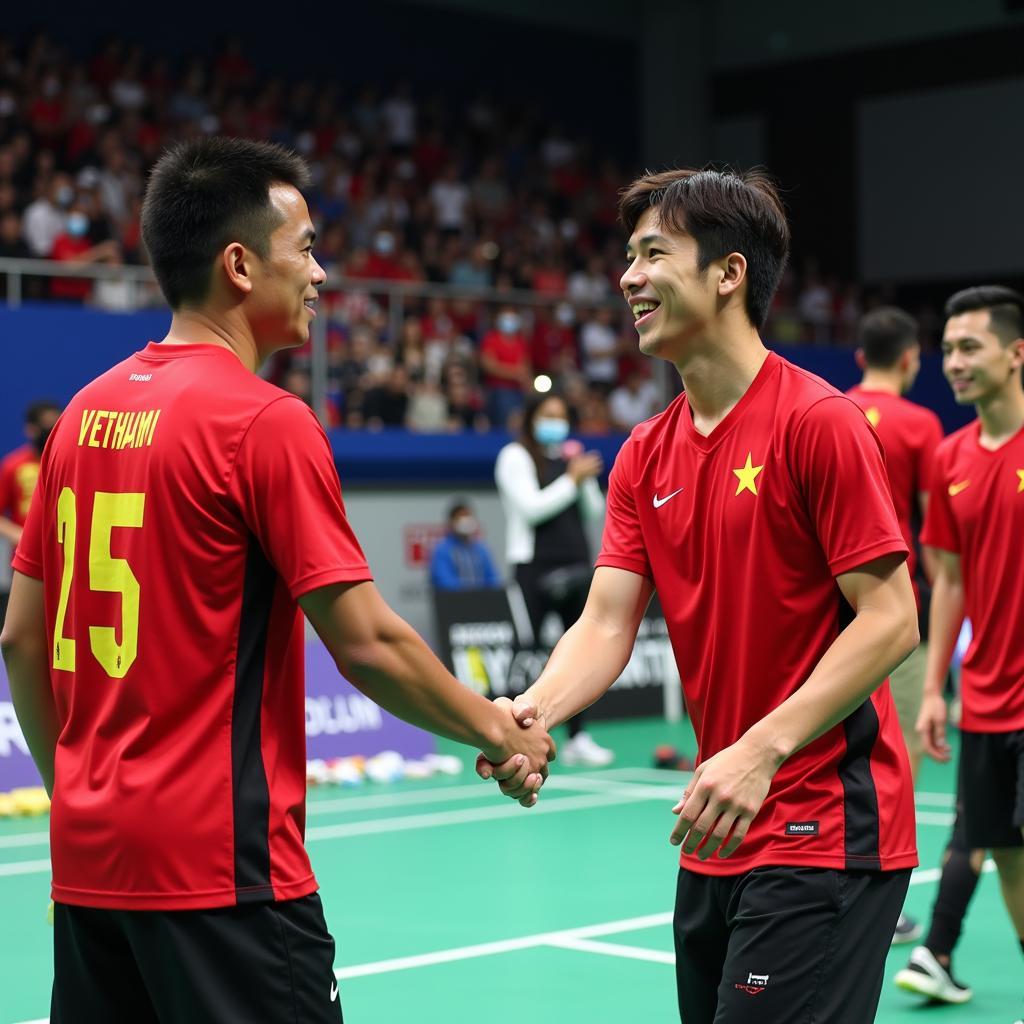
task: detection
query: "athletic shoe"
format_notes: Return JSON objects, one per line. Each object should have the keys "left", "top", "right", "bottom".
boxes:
{"left": 891, "top": 912, "right": 923, "bottom": 945}
{"left": 561, "top": 731, "right": 614, "bottom": 767}
{"left": 894, "top": 945, "right": 973, "bottom": 1004}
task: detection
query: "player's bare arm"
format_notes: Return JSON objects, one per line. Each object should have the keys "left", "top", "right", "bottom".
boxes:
{"left": 0, "top": 571, "right": 60, "bottom": 796}
{"left": 300, "top": 579, "right": 555, "bottom": 786}
{"left": 0, "top": 515, "right": 23, "bottom": 546}
{"left": 476, "top": 566, "right": 653, "bottom": 801}
{"left": 671, "top": 552, "right": 918, "bottom": 860}
{"left": 916, "top": 547, "right": 964, "bottom": 763}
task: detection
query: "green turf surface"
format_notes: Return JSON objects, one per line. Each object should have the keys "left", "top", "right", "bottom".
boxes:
{"left": 0, "top": 719, "right": 1019, "bottom": 1023}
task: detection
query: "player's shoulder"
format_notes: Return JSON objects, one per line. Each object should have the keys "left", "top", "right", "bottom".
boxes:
{"left": 934, "top": 420, "right": 978, "bottom": 461}
{"left": 775, "top": 357, "right": 866, "bottom": 429}
{"left": 0, "top": 444, "right": 32, "bottom": 472}
{"left": 894, "top": 395, "right": 944, "bottom": 430}
{"left": 626, "top": 391, "right": 687, "bottom": 450}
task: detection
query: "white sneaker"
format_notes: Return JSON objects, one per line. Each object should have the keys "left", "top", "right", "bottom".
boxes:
{"left": 561, "top": 731, "right": 614, "bottom": 767}
{"left": 894, "top": 946, "right": 972, "bottom": 1004}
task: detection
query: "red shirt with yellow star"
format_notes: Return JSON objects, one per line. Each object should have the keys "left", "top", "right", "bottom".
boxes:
{"left": 920, "top": 419, "right": 1024, "bottom": 732}
{"left": 0, "top": 444, "right": 42, "bottom": 528}
{"left": 598, "top": 351, "right": 916, "bottom": 875}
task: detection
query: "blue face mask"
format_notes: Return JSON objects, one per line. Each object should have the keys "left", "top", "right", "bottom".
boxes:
{"left": 67, "top": 212, "right": 89, "bottom": 238}
{"left": 534, "top": 417, "right": 569, "bottom": 446}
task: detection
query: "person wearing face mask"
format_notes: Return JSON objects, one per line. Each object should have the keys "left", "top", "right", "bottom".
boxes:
{"left": 494, "top": 392, "right": 614, "bottom": 766}
{"left": 429, "top": 499, "right": 501, "bottom": 591}
{"left": 49, "top": 201, "right": 122, "bottom": 301}
{"left": 0, "top": 401, "right": 61, "bottom": 622}
{"left": 480, "top": 306, "right": 532, "bottom": 430}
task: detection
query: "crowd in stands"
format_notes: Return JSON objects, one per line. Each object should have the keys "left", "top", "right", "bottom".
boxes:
{"left": 0, "top": 32, "right": 946, "bottom": 433}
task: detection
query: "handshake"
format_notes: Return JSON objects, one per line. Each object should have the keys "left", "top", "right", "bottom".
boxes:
{"left": 475, "top": 695, "right": 555, "bottom": 808}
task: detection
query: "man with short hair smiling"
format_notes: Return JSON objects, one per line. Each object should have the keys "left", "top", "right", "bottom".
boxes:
{"left": 480, "top": 167, "right": 920, "bottom": 1023}
{"left": 908, "top": 286, "right": 1024, "bottom": 1021}
{"left": 0, "top": 136, "right": 553, "bottom": 1023}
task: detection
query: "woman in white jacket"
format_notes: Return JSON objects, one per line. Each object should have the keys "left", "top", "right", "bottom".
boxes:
{"left": 494, "top": 392, "right": 613, "bottom": 766}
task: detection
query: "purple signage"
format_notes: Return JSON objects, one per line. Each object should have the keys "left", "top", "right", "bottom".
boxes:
{"left": 0, "top": 638, "right": 435, "bottom": 792}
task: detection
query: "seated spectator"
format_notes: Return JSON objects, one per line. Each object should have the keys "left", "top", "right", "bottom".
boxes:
{"left": 579, "top": 307, "right": 620, "bottom": 393}
{"left": 609, "top": 370, "right": 661, "bottom": 430}
{"left": 577, "top": 389, "right": 613, "bottom": 435}
{"left": 0, "top": 209, "right": 32, "bottom": 298}
{"left": 363, "top": 364, "right": 410, "bottom": 428}
{"left": 479, "top": 306, "right": 531, "bottom": 429}
{"left": 530, "top": 302, "right": 578, "bottom": 375}
{"left": 22, "top": 172, "right": 73, "bottom": 257}
{"left": 406, "top": 374, "right": 449, "bottom": 433}
{"left": 568, "top": 254, "right": 611, "bottom": 303}
{"left": 49, "top": 200, "right": 121, "bottom": 301}
{"left": 445, "top": 365, "right": 489, "bottom": 432}
{"left": 429, "top": 499, "right": 501, "bottom": 590}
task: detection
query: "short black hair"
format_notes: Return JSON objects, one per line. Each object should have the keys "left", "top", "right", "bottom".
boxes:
{"left": 141, "top": 136, "right": 310, "bottom": 310}
{"left": 857, "top": 307, "right": 919, "bottom": 368}
{"left": 25, "top": 400, "right": 60, "bottom": 427}
{"left": 619, "top": 167, "right": 790, "bottom": 330}
{"left": 944, "top": 285, "right": 1024, "bottom": 346}
{"left": 447, "top": 498, "right": 472, "bottom": 520}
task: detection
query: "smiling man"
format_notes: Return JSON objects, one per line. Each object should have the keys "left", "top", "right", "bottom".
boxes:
{"left": 909, "top": 286, "right": 1024, "bottom": 1016}
{"left": 0, "top": 137, "right": 553, "bottom": 1024}
{"left": 478, "top": 167, "right": 920, "bottom": 1023}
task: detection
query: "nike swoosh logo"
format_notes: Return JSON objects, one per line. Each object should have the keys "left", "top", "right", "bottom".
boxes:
{"left": 948, "top": 480, "right": 970, "bottom": 496}
{"left": 331, "top": 983, "right": 339, "bottom": 1002}
{"left": 653, "top": 488, "right": 683, "bottom": 508}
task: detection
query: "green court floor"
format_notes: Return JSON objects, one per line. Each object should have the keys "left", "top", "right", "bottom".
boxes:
{"left": 0, "top": 718, "right": 1018, "bottom": 1023}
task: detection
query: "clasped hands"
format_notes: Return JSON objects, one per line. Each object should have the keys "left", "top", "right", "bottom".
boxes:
{"left": 475, "top": 695, "right": 552, "bottom": 807}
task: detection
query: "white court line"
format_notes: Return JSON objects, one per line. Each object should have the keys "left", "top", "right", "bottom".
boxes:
{"left": 0, "top": 858, "right": 51, "bottom": 877}
{"left": 7, "top": 860, "right": 1000, "bottom": 1023}
{"left": 547, "top": 936, "right": 676, "bottom": 965}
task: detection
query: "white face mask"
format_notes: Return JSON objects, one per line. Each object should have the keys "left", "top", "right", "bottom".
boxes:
{"left": 452, "top": 515, "right": 477, "bottom": 538}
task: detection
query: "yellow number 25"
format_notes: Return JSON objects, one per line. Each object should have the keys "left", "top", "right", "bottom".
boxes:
{"left": 52, "top": 487, "right": 145, "bottom": 679}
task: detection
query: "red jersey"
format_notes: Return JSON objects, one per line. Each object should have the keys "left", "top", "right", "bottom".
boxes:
{"left": 0, "top": 445, "right": 41, "bottom": 528}
{"left": 920, "top": 420, "right": 1024, "bottom": 732}
{"left": 845, "top": 387, "right": 944, "bottom": 594}
{"left": 14, "top": 342, "right": 372, "bottom": 910}
{"left": 598, "top": 353, "right": 916, "bottom": 875}
{"left": 479, "top": 330, "right": 529, "bottom": 391}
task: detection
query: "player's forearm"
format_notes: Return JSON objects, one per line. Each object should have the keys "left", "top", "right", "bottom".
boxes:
{"left": 523, "top": 610, "right": 637, "bottom": 728}
{"left": 0, "top": 631, "right": 58, "bottom": 797}
{"left": 744, "top": 602, "right": 919, "bottom": 767}
{"left": 337, "top": 622, "right": 513, "bottom": 758}
{"left": 921, "top": 574, "right": 964, "bottom": 698}
{"left": 0, "top": 516, "right": 22, "bottom": 545}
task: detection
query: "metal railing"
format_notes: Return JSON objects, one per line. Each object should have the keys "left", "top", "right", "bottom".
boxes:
{"left": 0, "top": 257, "right": 660, "bottom": 424}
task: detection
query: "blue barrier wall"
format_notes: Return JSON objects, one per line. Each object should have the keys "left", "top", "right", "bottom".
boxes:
{"left": 1, "top": 306, "right": 975, "bottom": 476}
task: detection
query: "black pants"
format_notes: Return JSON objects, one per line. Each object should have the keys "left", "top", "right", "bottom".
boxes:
{"left": 52, "top": 893, "right": 343, "bottom": 1023}
{"left": 514, "top": 561, "right": 590, "bottom": 737}
{"left": 674, "top": 865, "right": 910, "bottom": 1023}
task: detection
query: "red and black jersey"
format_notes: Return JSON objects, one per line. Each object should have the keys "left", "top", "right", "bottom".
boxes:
{"left": 14, "top": 342, "right": 372, "bottom": 910}
{"left": 598, "top": 352, "right": 916, "bottom": 876}
{"left": 846, "top": 387, "right": 944, "bottom": 595}
{"left": 0, "top": 444, "right": 42, "bottom": 528}
{"left": 920, "top": 420, "right": 1024, "bottom": 732}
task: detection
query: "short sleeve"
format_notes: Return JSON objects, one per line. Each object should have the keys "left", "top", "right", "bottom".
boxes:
{"left": 920, "top": 445, "right": 959, "bottom": 553}
{"left": 791, "top": 396, "right": 909, "bottom": 577}
{"left": 596, "top": 436, "right": 652, "bottom": 579}
{"left": 229, "top": 397, "right": 372, "bottom": 599}
{"left": 11, "top": 462, "right": 44, "bottom": 579}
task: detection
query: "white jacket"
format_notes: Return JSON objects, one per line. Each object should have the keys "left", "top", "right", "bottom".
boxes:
{"left": 494, "top": 441, "right": 605, "bottom": 565}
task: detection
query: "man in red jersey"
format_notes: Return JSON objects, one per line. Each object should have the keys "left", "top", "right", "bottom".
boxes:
{"left": 913, "top": 285, "right": 1024, "bottom": 1016}
{"left": 479, "top": 168, "right": 919, "bottom": 1023}
{"left": 848, "top": 307, "right": 943, "bottom": 787}
{"left": 0, "top": 136, "right": 553, "bottom": 1024}
{"left": 0, "top": 401, "right": 61, "bottom": 621}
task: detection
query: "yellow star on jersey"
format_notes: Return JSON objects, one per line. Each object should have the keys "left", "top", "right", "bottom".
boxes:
{"left": 865, "top": 407, "right": 881, "bottom": 429}
{"left": 733, "top": 452, "right": 764, "bottom": 496}
{"left": 1017, "top": 468, "right": 1024, "bottom": 493}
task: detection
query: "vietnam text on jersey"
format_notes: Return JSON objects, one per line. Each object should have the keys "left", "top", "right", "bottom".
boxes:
{"left": 598, "top": 353, "right": 917, "bottom": 876}
{"left": 13, "top": 343, "right": 373, "bottom": 910}
{"left": 845, "top": 387, "right": 944, "bottom": 595}
{"left": 919, "top": 420, "right": 1024, "bottom": 732}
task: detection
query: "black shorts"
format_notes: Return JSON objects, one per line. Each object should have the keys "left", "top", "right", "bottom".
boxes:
{"left": 960, "top": 728, "right": 1024, "bottom": 849}
{"left": 52, "top": 892, "right": 343, "bottom": 1024}
{"left": 674, "top": 865, "right": 910, "bottom": 1024}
